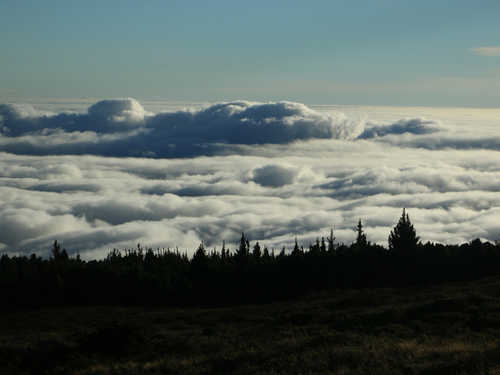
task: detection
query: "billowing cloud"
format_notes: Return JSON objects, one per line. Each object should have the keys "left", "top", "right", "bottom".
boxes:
{"left": 2, "top": 99, "right": 498, "bottom": 159}
{"left": 358, "top": 117, "right": 445, "bottom": 139}
{"left": 0, "top": 99, "right": 368, "bottom": 157}
{"left": 0, "top": 98, "right": 146, "bottom": 136}
{"left": 1, "top": 101, "right": 500, "bottom": 260}
{"left": 146, "top": 101, "right": 366, "bottom": 144}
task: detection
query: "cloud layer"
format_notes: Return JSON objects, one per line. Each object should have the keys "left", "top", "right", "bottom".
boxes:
{"left": 1, "top": 99, "right": 500, "bottom": 259}
{"left": 2, "top": 98, "right": 498, "bottom": 159}
{"left": 0, "top": 99, "right": 369, "bottom": 158}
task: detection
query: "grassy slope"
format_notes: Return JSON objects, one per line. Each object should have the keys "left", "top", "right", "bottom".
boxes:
{"left": 2, "top": 276, "right": 500, "bottom": 375}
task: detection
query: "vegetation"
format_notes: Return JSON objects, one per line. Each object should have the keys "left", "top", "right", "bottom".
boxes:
{"left": 2, "top": 277, "right": 500, "bottom": 374}
{"left": 2, "top": 209, "right": 500, "bottom": 373}
{"left": 2, "top": 210, "right": 500, "bottom": 308}
{"left": 388, "top": 208, "right": 420, "bottom": 253}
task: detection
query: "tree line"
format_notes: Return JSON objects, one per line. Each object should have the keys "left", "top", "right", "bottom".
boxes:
{"left": 1, "top": 209, "right": 500, "bottom": 308}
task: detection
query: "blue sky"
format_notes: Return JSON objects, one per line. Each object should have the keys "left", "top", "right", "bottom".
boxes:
{"left": 1, "top": 0, "right": 499, "bottom": 107}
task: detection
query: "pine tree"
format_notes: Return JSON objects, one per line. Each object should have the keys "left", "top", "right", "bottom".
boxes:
{"left": 279, "top": 245, "right": 286, "bottom": 258}
{"left": 388, "top": 209, "right": 420, "bottom": 252}
{"left": 234, "top": 232, "right": 250, "bottom": 269}
{"left": 320, "top": 237, "right": 327, "bottom": 253}
{"left": 327, "top": 229, "right": 336, "bottom": 254}
{"left": 51, "top": 240, "right": 61, "bottom": 259}
{"left": 192, "top": 242, "right": 207, "bottom": 268}
{"left": 60, "top": 248, "right": 70, "bottom": 262}
{"left": 262, "top": 246, "right": 270, "bottom": 262}
{"left": 291, "top": 237, "right": 302, "bottom": 256}
{"left": 355, "top": 219, "right": 369, "bottom": 250}
{"left": 252, "top": 242, "right": 262, "bottom": 262}
{"left": 310, "top": 238, "right": 321, "bottom": 256}
{"left": 221, "top": 240, "right": 227, "bottom": 263}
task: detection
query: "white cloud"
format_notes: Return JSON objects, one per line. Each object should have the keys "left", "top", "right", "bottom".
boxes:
{"left": 470, "top": 47, "right": 500, "bottom": 56}
{"left": 0, "top": 99, "right": 368, "bottom": 157}
{"left": 1, "top": 101, "right": 500, "bottom": 259}
{"left": 359, "top": 117, "right": 445, "bottom": 139}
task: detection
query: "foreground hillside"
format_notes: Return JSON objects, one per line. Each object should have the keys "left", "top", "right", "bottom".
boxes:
{"left": 2, "top": 276, "right": 500, "bottom": 375}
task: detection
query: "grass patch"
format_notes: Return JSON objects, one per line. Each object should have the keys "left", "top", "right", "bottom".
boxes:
{"left": 2, "top": 276, "right": 500, "bottom": 374}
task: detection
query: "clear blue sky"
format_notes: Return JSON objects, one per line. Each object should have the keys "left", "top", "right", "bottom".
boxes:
{"left": 1, "top": 0, "right": 499, "bottom": 107}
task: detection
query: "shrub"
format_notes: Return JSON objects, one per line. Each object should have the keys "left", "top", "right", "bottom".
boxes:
{"left": 76, "top": 322, "right": 150, "bottom": 358}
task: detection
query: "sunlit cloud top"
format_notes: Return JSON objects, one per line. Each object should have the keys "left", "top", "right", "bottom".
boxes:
{"left": 1, "top": 100, "right": 500, "bottom": 260}
{"left": 0, "top": 98, "right": 471, "bottom": 158}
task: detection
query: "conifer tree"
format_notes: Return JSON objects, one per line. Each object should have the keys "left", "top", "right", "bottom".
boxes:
{"left": 262, "top": 246, "right": 270, "bottom": 262}
{"left": 388, "top": 209, "right": 420, "bottom": 252}
{"left": 51, "top": 240, "right": 61, "bottom": 259}
{"left": 310, "top": 238, "right": 321, "bottom": 256}
{"left": 234, "top": 232, "right": 250, "bottom": 269}
{"left": 60, "top": 248, "right": 70, "bottom": 262}
{"left": 355, "top": 219, "right": 369, "bottom": 250}
{"left": 327, "top": 229, "right": 336, "bottom": 254}
{"left": 320, "top": 237, "right": 327, "bottom": 253}
{"left": 252, "top": 242, "right": 262, "bottom": 262}
{"left": 221, "top": 240, "right": 227, "bottom": 262}
{"left": 291, "top": 237, "right": 302, "bottom": 256}
{"left": 192, "top": 242, "right": 207, "bottom": 268}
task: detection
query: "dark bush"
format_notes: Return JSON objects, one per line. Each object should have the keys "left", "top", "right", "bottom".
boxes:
{"left": 76, "top": 322, "right": 150, "bottom": 358}
{"left": 202, "top": 327, "right": 218, "bottom": 336}
{"left": 21, "top": 337, "right": 73, "bottom": 374}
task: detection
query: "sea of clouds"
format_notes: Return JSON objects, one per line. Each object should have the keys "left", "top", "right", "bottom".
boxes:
{"left": 1, "top": 98, "right": 499, "bottom": 259}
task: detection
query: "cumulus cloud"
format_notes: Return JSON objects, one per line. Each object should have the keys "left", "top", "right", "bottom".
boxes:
{"left": 358, "top": 117, "right": 445, "bottom": 139}
{"left": 3, "top": 98, "right": 498, "bottom": 159}
{"left": 2, "top": 98, "right": 499, "bottom": 158}
{"left": 0, "top": 99, "right": 146, "bottom": 137}
{"left": 0, "top": 99, "right": 368, "bottom": 158}
{"left": 1, "top": 102, "right": 500, "bottom": 259}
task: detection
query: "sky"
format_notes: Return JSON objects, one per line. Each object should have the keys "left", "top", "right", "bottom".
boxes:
{"left": 1, "top": 0, "right": 500, "bottom": 107}
{"left": 1, "top": 1, "right": 500, "bottom": 259}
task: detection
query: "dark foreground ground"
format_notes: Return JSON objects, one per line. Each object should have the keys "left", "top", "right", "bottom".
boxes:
{"left": 2, "top": 276, "right": 500, "bottom": 375}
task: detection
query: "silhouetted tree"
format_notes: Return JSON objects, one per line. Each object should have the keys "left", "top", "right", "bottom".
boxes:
{"left": 354, "top": 219, "right": 370, "bottom": 251}
{"left": 262, "top": 246, "right": 271, "bottom": 262}
{"left": 310, "top": 238, "right": 321, "bottom": 256}
{"left": 327, "top": 229, "right": 336, "bottom": 254}
{"left": 278, "top": 245, "right": 286, "bottom": 259}
{"left": 51, "top": 241, "right": 61, "bottom": 260}
{"left": 192, "top": 242, "right": 207, "bottom": 268}
{"left": 388, "top": 209, "right": 420, "bottom": 252}
{"left": 320, "top": 237, "right": 327, "bottom": 253}
{"left": 220, "top": 240, "right": 227, "bottom": 263}
{"left": 291, "top": 237, "right": 302, "bottom": 256}
{"left": 252, "top": 242, "right": 262, "bottom": 262}
{"left": 60, "top": 248, "right": 70, "bottom": 262}
{"left": 234, "top": 232, "right": 250, "bottom": 269}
